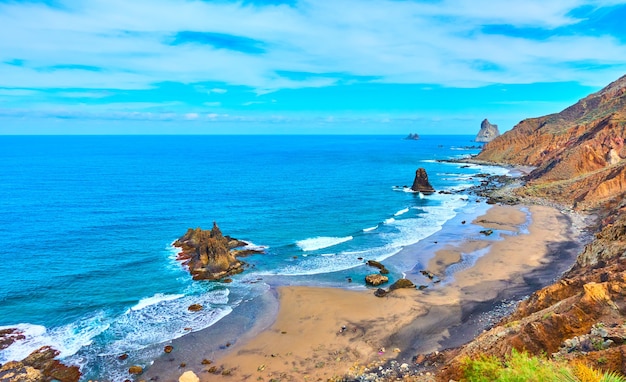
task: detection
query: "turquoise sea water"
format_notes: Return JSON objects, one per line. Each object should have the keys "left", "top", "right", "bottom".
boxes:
{"left": 0, "top": 135, "right": 507, "bottom": 380}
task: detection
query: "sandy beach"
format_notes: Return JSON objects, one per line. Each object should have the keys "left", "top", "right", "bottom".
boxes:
{"left": 143, "top": 203, "right": 584, "bottom": 382}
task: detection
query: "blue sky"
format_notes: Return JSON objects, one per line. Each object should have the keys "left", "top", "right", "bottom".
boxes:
{"left": 1, "top": 0, "right": 626, "bottom": 134}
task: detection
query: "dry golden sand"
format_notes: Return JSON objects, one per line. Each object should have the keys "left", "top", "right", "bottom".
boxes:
{"left": 165, "top": 204, "right": 575, "bottom": 382}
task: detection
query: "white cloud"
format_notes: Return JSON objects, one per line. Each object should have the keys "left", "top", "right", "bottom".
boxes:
{"left": 0, "top": 0, "right": 624, "bottom": 95}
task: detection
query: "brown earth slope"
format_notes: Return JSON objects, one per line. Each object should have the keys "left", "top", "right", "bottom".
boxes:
{"left": 435, "top": 75, "right": 626, "bottom": 380}
{"left": 476, "top": 74, "right": 626, "bottom": 209}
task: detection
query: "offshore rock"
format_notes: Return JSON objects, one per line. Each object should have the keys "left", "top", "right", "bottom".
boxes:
{"left": 410, "top": 168, "right": 435, "bottom": 195}
{"left": 389, "top": 278, "right": 415, "bottom": 290}
{"left": 173, "top": 222, "right": 262, "bottom": 281}
{"left": 475, "top": 119, "right": 501, "bottom": 142}
{"left": 365, "top": 274, "right": 389, "bottom": 286}
{"left": 404, "top": 133, "right": 420, "bottom": 140}
{"left": 0, "top": 346, "right": 81, "bottom": 382}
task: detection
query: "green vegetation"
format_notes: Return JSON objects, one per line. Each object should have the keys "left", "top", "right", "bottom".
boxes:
{"left": 461, "top": 350, "right": 626, "bottom": 382}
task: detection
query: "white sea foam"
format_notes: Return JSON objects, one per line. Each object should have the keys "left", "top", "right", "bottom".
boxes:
{"left": 0, "top": 313, "right": 110, "bottom": 363}
{"left": 363, "top": 225, "right": 378, "bottom": 232}
{"left": 384, "top": 217, "right": 396, "bottom": 224}
{"left": 98, "top": 288, "right": 231, "bottom": 356}
{"left": 130, "top": 293, "right": 185, "bottom": 312}
{"left": 296, "top": 236, "right": 353, "bottom": 251}
{"left": 394, "top": 207, "right": 410, "bottom": 216}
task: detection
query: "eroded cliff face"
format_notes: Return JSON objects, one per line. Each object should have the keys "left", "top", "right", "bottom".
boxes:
{"left": 476, "top": 75, "right": 626, "bottom": 209}
{"left": 434, "top": 75, "right": 626, "bottom": 381}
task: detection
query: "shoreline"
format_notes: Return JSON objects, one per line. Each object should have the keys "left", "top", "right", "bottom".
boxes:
{"left": 143, "top": 202, "right": 588, "bottom": 382}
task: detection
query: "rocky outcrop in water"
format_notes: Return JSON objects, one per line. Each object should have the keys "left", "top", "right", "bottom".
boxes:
{"left": 404, "top": 133, "right": 420, "bottom": 140}
{"left": 411, "top": 168, "right": 435, "bottom": 195}
{"left": 0, "top": 346, "right": 81, "bottom": 382}
{"left": 475, "top": 119, "right": 500, "bottom": 143}
{"left": 476, "top": 74, "right": 626, "bottom": 210}
{"left": 173, "top": 223, "right": 262, "bottom": 281}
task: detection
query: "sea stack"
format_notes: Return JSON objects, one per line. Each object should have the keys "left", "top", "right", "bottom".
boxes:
{"left": 404, "top": 133, "right": 420, "bottom": 140}
{"left": 475, "top": 119, "right": 500, "bottom": 142}
{"left": 411, "top": 168, "right": 435, "bottom": 195}
{"left": 173, "top": 222, "right": 261, "bottom": 280}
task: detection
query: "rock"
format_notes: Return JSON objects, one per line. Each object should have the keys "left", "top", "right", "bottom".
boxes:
{"left": 374, "top": 288, "right": 388, "bottom": 297}
{"left": 164, "top": 345, "right": 173, "bottom": 353}
{"left": 129, "top": 365, "right": 143, "bottom": 374}
{"left": 475, "top": 119, "right": 501, "bottom": 143}
{"left": 420, "top": 270, "right": 435, "bottom": 279}
{"left": 389, "top": 278, "right": 415, "bottom": 290}
{"left": 366, "top": 259, "right": 390, "bottom": 274}
{"left": 179, "top": 371, "right": 200, "bottom": 382}
{"left": 410, "top": 168, "right": 436, "bottom": 195}
{"left": 365, "top": 274, "right": 389, "bottom": 286}
{"left": 173, "top": 222, "right": 263, "bottom": 281}
{"left": 201, "top": 358, "right": 212, "bottom": 365}
{"left": 187, "top": 304, "right": 203, "bottom": 312}
{"left": 0, "top": 328, "right": 25, "bottom": 351}
{"left": 404, "top": 133, "right": 420, "bottom": 140}
{"left": 479, "top": 229, "right": 494, "bottom": 236}
{"left": 0, "top": 346, "right": 81, "bottom": 382}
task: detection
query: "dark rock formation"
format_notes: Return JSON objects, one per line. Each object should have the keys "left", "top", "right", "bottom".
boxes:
{"left": 366, "top": 260, "right": 390, "bottom": 274}
{"left": 365, "top": 274, "right": 389, "bottom": 286}
{"left": 0, "top": 346, "right": 81, "bottom": 382}
{"left": 411, "top": 168, "right": 435, "bottom": 195}
{"left": 404, "top": 133, "right": 420, "bottom": 140}
{"left": 475, "top": 119, "right": 501, "bottom": 143}
{"left": 173, "top": 222, "right": 263, "bottom": 281}
{"left": 389, "top": 278, "right": 415, "bottom": 290}
{"left": 0, "top": 328, "right": 25, "bottom": 351}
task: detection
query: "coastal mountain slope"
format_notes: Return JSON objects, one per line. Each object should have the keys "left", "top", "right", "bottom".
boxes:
{"left": 476, "top": 75, "right": 626, "bottom": 209}
{"left": 435, "top": 75, "right": 626, "bottom": 380}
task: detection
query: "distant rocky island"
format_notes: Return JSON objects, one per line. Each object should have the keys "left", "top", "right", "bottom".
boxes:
{"left": 173, "top": 223, "right": 263, "bottom": 281}
{"left": 403, "top": 133, "right": 420, "bottom": 140}
{"left": 475, "top": 118, "right": 500, "bottom": 142}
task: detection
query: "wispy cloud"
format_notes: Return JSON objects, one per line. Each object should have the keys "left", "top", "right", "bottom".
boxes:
{"left": 0, "top": 0, "right": 625, "bottom": 131}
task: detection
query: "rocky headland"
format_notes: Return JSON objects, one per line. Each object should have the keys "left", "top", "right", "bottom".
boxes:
{"left": 430, "top": 75, "right": 626, "bottom": 380}
{"left": 475, "top": 118, "right": 501, "bottom": 143}
{"left": 0, "top": 345, "right": 81, "bottom": 382}
{"left": 173, "top": 222, "right": 263, "bottom": 281}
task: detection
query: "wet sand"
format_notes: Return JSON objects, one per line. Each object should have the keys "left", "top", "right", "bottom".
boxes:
{"left": 144, "top": 204, "right": 583, "bottom": 382}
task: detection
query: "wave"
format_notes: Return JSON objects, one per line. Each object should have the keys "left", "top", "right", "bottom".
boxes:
{"left": 363, "top": 225, "right": 378, "bottom": 232}
{"left": 296, "top": 236, "right": 353, "bottom": 251}
{"left": 392, "top": 186, "right": 417, "bottom": 193}
{"left": 0, "top": 313, "right": 109, "bottom": 364}
{"left": 394, "top": 207, "right": 410, "bottom": 216}
{"left": 130, "top": 293, "right": 185, "bottom": 312}
{"left": 384, "top": 217, "right": 396, "bottom": 224}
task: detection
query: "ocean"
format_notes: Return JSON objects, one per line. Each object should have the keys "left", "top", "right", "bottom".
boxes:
{"left": 0, "top": 135, "right": 508, "bottom": 380}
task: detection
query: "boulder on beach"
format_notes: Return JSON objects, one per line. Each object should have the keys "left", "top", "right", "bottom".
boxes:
{"left": 411, "top": 168, "right": 435, "bottom": 195}
{"left": 389, "top": 278, "right": 415, "bottom": 290}
{"left": 179, "top": 371, "right": 200, "bottom": 382}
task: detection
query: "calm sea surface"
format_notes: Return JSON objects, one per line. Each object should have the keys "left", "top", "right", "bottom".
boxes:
{"left": 0, "top": 135, "right": 507, "bottom": 380}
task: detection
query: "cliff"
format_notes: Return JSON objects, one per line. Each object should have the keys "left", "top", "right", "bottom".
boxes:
{"left": 435, "top": 75, "right": 626, "bottom": 380}
{"left": 173, "top": 223, "right": 261, "bottom": 281}
{"left": 475, "top": 119, "right": 500, "bottom": 142}
{"left": 476, "top": 75, "right": 626, "bottom": 210}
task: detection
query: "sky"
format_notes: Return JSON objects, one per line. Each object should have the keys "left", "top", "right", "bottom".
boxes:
{"left": 1, "top": 0, "right": 626, "bottom": 135}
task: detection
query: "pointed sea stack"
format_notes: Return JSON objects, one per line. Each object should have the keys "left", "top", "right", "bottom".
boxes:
{"left": 410, "top": 168, "right": 435, "bottom": 195}
{"left": 475, "top": 119, "right": 500, "bottom": 142}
